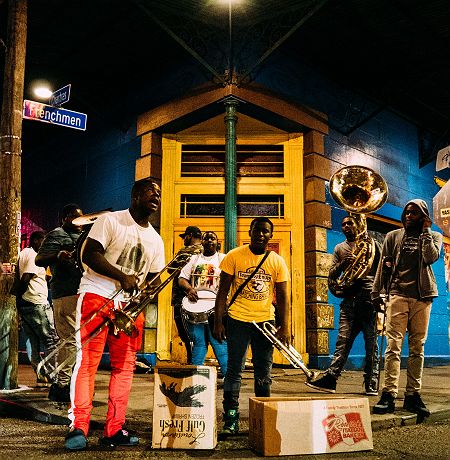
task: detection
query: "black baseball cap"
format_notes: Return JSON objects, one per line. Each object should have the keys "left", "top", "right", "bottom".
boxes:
{"left": 179, "top": 226, "right": 202, "bottom": 238}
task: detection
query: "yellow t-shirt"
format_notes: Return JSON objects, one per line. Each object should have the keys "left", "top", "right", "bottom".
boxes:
{"left": 220, "top": 245, "right": 290, "bottom": 323}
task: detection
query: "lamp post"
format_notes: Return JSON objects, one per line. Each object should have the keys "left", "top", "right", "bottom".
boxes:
{"left": 223, "top": 96, "right": 239, "bottom": 252}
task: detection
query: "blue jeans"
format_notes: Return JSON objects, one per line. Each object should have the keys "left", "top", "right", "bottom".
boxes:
{"left": 328, "top": 298, "right": 379, "bottom": 383}
{"left": 17, "top": 299, "right": 59, "bottom": 372}
{"left": 223, "top": 317, "right": 274, "bottom": 412}
{"left": 185, "top": 321, "right": 228, "bottom": 375}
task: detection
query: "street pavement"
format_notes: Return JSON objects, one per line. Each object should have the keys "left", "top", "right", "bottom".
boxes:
{"left": 0, "top": 363, "right": 449, "bottom": 455}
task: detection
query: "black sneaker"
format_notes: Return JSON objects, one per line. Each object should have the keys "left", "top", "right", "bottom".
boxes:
{"left": 220, "top": 409, "right": 239, "bottom": 436}
{"left": 64, "top": 428, "right": 87, "bottom": 451}
{"left": 48, "top": 383, "right": 70, "bottom": 403}
{"left": 403, "top": 392, "right": 430, "bottom": 417}
{"left": 100, "top": 429, "right": 139, "bottom": 447}
{"left": 36, "top": 373, "right": 52, "bottom": 388}
{"left": 373, "top": 391, "right": 395, "bottom": 414}
{"left": 364, "top": 380, "right": 378, "bottom": 396}
{"left": 304, "top": 373, "right": 337, "bottom": 393}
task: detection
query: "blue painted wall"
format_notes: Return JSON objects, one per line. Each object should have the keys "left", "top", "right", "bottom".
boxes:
{"left": 21, "top": 51, "right": 449, "bottom": 368}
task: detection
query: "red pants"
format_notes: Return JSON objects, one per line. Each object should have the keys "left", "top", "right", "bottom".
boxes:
{"left": 69, "top": 292, "right": 144, "bottom": 437}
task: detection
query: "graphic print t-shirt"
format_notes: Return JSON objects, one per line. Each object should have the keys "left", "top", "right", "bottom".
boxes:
{"left": 220, "top": 245, "right": 290, "bottom": 323}
{"left": 179, "top": 252, "right": 225, "bottom": 294}
{"left": 390, "top": 235, "right": 420, "bottom": 298}
{"left": 78, "top": 210, "right": 165, "bottom": 300}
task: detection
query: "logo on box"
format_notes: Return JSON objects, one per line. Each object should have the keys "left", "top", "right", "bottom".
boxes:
{"left": 322, "top": 412, "right": 369, "bottom": 449}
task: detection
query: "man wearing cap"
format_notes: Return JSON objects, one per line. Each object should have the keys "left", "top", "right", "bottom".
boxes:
{"left": 171, "top": 226, "right": 203, "bottom": 363}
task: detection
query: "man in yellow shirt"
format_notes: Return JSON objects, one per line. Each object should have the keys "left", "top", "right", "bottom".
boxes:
{"left": 214, "top": 217, "right": 291, "bottom": 435}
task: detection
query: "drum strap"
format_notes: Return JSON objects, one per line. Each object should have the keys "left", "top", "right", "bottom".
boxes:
{"left": 227, "top": 250, "right": 271, "bottom": 308}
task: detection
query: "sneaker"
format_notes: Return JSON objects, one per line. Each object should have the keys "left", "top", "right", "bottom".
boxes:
{"left": 48, "top": 383, "right": 70, "bottom": 403}
{"left": 221, "top": 409, "right": 239, "bottom": 435}
{"left": 403, "top": 392, "right": 430, "bottom": 417}
{"left": 304, "top": 373, "right": 337, "bottom": 393}
{"left": 373, "top": 391, "right": 395, "bottom": 414}
{"left": 64, "top": 428, "right": 87, "bottom": 451}
{"left": 364, "top": 380, "right": 379, "bottom": 396}
{"left": 36, "top": 373, "right": 52, "bottom": 388}
{"left": 100, "top": 429, "right": 139, "bottom": 447}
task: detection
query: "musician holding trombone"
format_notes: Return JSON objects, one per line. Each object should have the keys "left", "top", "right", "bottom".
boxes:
{"left": 64, "top": 179, "right": 165, "bottom": 451}
{"left": 213, "top": 217, "right": 291, "bottom": 436}
{"left": 35, "top": 203, "right": 84, "bottom": 403}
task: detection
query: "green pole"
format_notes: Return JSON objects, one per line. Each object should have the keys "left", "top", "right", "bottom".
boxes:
{"left": 224, "top": 96, "right": 238, "bottom": 252}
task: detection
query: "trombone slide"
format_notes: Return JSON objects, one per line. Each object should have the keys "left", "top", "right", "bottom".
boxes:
{"left": 252, "top": 321, "right": 318, "bottom": 381}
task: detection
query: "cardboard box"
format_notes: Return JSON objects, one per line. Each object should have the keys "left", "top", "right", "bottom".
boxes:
{"left": 249, "top": 397, "right": 373, "bottom": 456}
{"left": 152, "top": 365, "right": 217, "bottom": 449}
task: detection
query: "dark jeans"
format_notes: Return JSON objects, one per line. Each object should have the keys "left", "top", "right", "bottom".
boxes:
{"left": 17, "top": 299, "right": 59, "bottom": 371}
{"left": 328, "top": 298, "right": 379, "bottom": 383}
{"left": 223, "top": 317, "right": 274, "bottom": 412}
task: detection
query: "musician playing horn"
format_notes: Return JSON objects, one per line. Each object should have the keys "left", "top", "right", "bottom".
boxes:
{"left": 35, "top": 203, "right": 84, "bottom": 403}
{"left": 213, "top": 217, "right": 291, "bottom": 436}
{"left": 64, "top": 179, "right": 165, "bottom": 451}
{"left": 306, "top": 215, "right": 381, "bottom": 395}
{"left": 178, "top": 231, "right": 228, "bottom": 377}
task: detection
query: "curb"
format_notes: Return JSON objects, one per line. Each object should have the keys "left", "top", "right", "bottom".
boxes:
{"left": 371, "top": 408, "right": 450, "bottom": 431}
{"left": 3, "top": 396, "right": 450, "bottom": 432}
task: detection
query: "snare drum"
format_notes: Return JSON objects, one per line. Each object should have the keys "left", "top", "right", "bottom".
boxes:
{"left": 181, "top": 290, "right": 216, "bottom": 324}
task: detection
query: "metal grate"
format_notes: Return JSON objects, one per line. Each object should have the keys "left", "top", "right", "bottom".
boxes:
{"left": 181, "top": 144, "right": 284, "bottom": 177}
{"left": 180, "top": 194, "right": 284, "bottom": 218}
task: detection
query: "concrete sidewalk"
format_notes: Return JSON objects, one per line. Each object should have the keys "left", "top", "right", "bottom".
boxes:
{"left": 1, "top": 364, "right": 449, "bottom": 434}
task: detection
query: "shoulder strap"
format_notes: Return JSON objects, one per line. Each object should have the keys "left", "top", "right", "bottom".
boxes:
{"left": 227, "top": 250, "right": 271, "bottom": 309}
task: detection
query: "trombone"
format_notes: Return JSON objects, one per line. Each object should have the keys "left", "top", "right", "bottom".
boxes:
{"left": 252, "top": 321, "right": 319, "bottom": 382}
{"left": 37, "top": 246, "right": 202, "bottom": 381}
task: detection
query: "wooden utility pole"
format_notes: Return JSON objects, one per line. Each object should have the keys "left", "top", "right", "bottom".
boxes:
{"left": 0, "top": 0, "right": 27, "bottom": 389}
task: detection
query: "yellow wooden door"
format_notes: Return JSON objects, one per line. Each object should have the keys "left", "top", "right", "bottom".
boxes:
{"left": 170, "top": 226, "right": 292, "bottom": 365}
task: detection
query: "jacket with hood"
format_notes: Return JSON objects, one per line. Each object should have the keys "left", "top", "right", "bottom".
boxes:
{"left": 371, "top": 199, "right": 443, "bottom": 300}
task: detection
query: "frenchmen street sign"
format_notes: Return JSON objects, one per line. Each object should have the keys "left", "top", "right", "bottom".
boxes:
{"left": 23, "top": 99, "right": 87, "bottom": 131}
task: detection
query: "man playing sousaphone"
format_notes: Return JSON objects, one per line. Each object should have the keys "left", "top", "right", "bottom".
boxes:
{"left": 306, "top": 215, "right": 381, "bottom": 395}
{"left": 178, "top": 231, "right": 228, "bottom": 378}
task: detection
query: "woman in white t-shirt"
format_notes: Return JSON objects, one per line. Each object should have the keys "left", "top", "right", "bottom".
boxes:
{"left": 178, "top": 231, "right": 228, "bottom": 377}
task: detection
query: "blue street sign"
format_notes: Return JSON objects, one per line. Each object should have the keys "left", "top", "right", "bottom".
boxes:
{"left": 23, "top": 99, "right": 87, "bottom": 131}
{"left": 49, "top": 84, "right": 71, "bottom": 107}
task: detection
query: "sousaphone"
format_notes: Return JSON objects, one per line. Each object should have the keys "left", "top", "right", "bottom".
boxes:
{"left": 329, "top": 165, "right": 388, "bottom": 294}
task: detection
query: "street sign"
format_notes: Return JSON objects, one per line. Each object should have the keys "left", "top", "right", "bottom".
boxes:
{"left": 23, "top": 99, "right": 87, "bottom": 131}
{"left": 49, "top": 84, "right": 71, "bottom": 107}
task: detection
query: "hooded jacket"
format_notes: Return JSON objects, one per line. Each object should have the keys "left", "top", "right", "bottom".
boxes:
{"left": 371, "top": 199, "right": 443, "bottom": 300}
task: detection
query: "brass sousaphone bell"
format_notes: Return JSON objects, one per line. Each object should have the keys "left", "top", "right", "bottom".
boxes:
{"left": 329, "top": 165, "right": 388, "bottom": 290}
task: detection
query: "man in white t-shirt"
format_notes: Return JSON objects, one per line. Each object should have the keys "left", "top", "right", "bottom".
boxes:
{"left": 65, "top": 179, "right": 165, "bottom": 451}
{"left": 17, "top": 231, "right": 59, "bottom": 385}
{"left": 178, "top": 231, "right": 227, "bottom": 376}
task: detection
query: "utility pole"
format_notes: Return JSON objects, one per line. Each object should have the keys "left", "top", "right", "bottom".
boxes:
{"left": 0, "top": 0, "right": 27, "bottom": 389}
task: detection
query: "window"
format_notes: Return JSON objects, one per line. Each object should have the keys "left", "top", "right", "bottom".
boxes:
{"left": 180, "top": 194, "right": 284, "bottom": 218}
{"left": 181, "top": 144, "right": 284, "bottom": 177}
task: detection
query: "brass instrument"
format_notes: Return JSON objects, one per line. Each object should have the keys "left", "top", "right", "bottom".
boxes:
{"left": 252, "top": 321, "right": 319, "bottom": 381}
{"left": 37, "top": 246, "right": 202, "bottom": 381}
{"left": 329, "top": 165, "right": 388, "bottom": 288}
